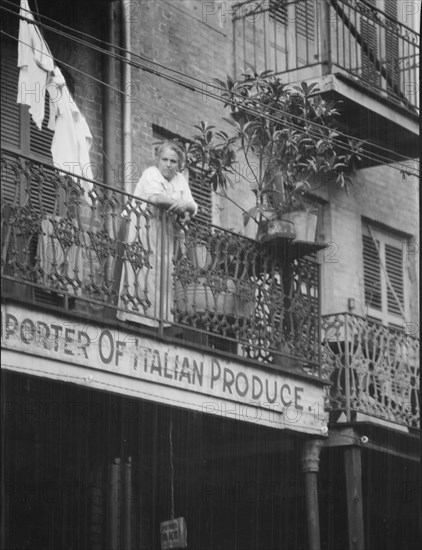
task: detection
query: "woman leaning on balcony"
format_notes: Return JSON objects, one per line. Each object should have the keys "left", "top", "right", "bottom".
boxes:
{"left": 117, "top": 142, "right": 198, "bottom": 326}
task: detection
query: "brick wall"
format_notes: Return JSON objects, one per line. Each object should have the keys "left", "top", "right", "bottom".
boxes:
{"left": 127, "top": 0, "right": 235, "bottom": 191}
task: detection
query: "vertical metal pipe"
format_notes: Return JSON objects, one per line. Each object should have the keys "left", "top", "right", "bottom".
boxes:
{"left": 158, "top": 210, "right": 167, "bottom": 337}
{"left": 274, "top": 11, "right": 278, "bottom": 72}
{"left": 304, "top": 472, "right": 321, "bottom": 550}
{"left": 243, "top": 16, "right": 247, "bottom": 72}
{"left": 301, "top": 439, "right": 324, "bottom": 550}
{"left": 104, "top": 2, "right": 117, "bottom": 187}
{"left": 109, "top": 458, "right": 121, "bottom": 550}
{"left": 263, "top": 7, "right": 268, "bottom": 71}
{"left": 89, "top": 466, "right": 104, "bottom": 550}
{"left": 121, "top": 0, "right": 132, "bottom": 195}
{"left": 317, "top": 261, "right": 322, "bottom": 378}
{"left": 344, "top": 446, "right": 365, "bottom": 550}
{"left": 344, "top": 313, "right": 351, "bottom": 422}
{"left": 123, "top": 457, "right": 132, "bottom": 550}
{"left": 1, "top": 377, "right": 7, "bottom": 549}
{"left": 253, "top": 16, "right": 257, "bottom": 71}
{"left": 232, "top": 14, "right": 237, "bottom": 76}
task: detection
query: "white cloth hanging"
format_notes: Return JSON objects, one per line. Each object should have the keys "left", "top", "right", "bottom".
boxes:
{"left": 46, "top": 67, "right": 94, "bottom": 193}
{"left": 17, "top": 0, "right": 54, "bottom": 129}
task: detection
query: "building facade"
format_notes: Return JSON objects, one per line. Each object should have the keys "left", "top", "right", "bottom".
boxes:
{"left": 1, "top": 1, "right": 419, "bottom": 549}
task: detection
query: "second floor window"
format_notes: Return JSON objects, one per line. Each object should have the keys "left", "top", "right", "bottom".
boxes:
{"left": 362, "top": 224, "right": 408, "bottom": 328}
{"left": 152, "top": 126, "right": 212, "bottom": 225}
{"left": 1, "top": 38, "right": 55, "bottom": 213}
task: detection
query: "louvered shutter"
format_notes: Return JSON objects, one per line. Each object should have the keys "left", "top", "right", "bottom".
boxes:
{"left": 360, "top": 0, "right": 380, "bottom": 86}
{"left": 362, "top": 226, "right": 408, "bottom": 326}
{"left": 187, "top": 167, "right": 212, "bottom": 225}
{"left": 1, "top": 38, "right": 55, "bottom": 215}
{"left": 1, "top": 47, "right": 21, "bottom": 151}
{"left": 384, "top": 0, "right": 400, "bottom": 93}
{"left": 295, "top": 1, "right": 314, "bottom": 42}
{"left": 362, "top": 234, "right": 382, "bottom": 311}
{"left": 269, "top": 1, "right": 314, "bottom": 67}
{"left": 269, "top": 0, "right": 287, "bottom": 25}
{"left": 296, "top": 0, "right": 315, "bottom": 66}
{"left": 385, "top": 243, "right": 404, "bottom": 316}
{"left": 1, "top": 42, "right": 23, "bottom": 207}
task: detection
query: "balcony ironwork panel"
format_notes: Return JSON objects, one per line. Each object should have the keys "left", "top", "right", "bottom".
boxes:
{"left": 322, "top": 312, "right": 420, "bottom": 429}
{"left": 1, "top": 148, "right": 322, "bottom": 376}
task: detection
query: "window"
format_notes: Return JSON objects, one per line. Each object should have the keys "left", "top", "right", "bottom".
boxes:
{"left": 360, "top": 0, "right": 401, "bottom": 93}
{"left": 268, "top": 0, "right": 315, "bottom": 71}
{"left": 1, "top": 36, "right": 65, "bottom": 306}
{"left": 362, "top": 224, "right": 408, "bottom": 326}
{"left": 152, "top": 126, "right": 212, "bottom": 224}
{"left": 1, "top": 38, "right": 55, "bottom": 213}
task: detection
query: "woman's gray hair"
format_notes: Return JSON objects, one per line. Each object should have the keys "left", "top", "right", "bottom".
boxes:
{"left": 155, "top": 141, "right": 186, "bottom": 170}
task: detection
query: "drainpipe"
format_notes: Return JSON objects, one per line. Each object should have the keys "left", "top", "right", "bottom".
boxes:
{"left": 301, "top": 438, "right": 324, "bottom": 550}
{"left": 121, "top": 0, "right": 132, "bottom": 194}
{"left": 104, "top": 2, "right": 117, "bottom": 186}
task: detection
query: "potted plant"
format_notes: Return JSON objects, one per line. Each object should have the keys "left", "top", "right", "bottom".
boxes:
{"left": 210, "top": 72, "right": 362, "bottom": 242}
{"left": 173, "top": 123, "right": 255, "bottom": 321}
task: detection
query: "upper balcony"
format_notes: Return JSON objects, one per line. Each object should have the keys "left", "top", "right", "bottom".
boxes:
{"left": 1, "top": 147, "right": 323, "bottom": 378}
{"left": 233, "top": 0, "right": 419, "bottom": 162}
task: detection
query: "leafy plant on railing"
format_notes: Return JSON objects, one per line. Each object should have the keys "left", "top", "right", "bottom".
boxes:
{"left": 186, "top": 73, "right": 363, "bottom": 234}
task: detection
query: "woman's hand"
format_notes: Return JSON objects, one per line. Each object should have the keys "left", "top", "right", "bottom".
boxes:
{"left": 168, "top": 199, "right": 196, "bottom": 216}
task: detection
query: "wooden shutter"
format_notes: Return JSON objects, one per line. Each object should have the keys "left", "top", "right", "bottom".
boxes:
{"left": 269, "top": 0, "right": 287, "bottom": 25}
{"left": 385, "top": 243, "right": 404, "bottom": 317}
{"left": 1, "top": 37, "right": 55, "bottom": 214}
{"left": 362, "top": 234, "right": 382, "bottom": 311}
{"left": 360, "top": 0, "right": 380, "bottom": 86}
{"left": 384, "top": 0, "right": 400, "bottom": 93}
{"left": 1, "top": 43, "right": 23, "bottom": 207}
{"left": 188, "top": 167, "right": 212, "bottom": 225}
{"left": 362, "top": 226, "right": 408, "bottom": 325}
{"left": 1, "top": 47, "right": 21, "bottom": 151}
{"left": 296, "top": 1, "right": 314, "bottom": 42}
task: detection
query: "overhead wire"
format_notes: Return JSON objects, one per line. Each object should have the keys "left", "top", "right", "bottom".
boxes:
{"left": 1, "top": 1, "right": 419, "bottom": 176}
{"left": 2, "top": 0, "right": 418, "bottom": 171}
{"left": 5, "top": 0, "right": 419, "bottom": 170}
{"left": 0, "top": 29, "right": 197, "bottom": 132}
{"left": 4, "top": 2, "right": 417, "bottom": 171}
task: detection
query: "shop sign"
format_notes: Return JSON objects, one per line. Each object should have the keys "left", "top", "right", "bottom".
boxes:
{"left": 1, "top": 304, "right": 328, "bottom": 435}
{"left": 160, "top": 517, "right": 187, "bottom": 549}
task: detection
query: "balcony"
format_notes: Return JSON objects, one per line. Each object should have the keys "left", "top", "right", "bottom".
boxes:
{"left": 1, "top": 148, "right": 322, "bottom": 377}
{"left": 233, "top": 0, "right": 419, "bottom": 161}
{"left": 322, "top": 313, "right": 420, "bottom": 430}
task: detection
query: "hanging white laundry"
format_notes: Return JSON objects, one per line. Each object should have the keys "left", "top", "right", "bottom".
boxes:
{"left": 46, "top": 67, "right": 94, "bottom": 193}
{"left": 17, "top": 0, "right": 54, "bottom": 129}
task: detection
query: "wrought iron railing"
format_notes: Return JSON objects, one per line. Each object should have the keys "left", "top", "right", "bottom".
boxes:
{"left": 322, "top": 313, "right": 419, "bottom": 429}
{"left": 1, "top": 148, "right": 322, "bottom": 375}
{"left": 233, "top": 0, "right": 419, "bottom": 112}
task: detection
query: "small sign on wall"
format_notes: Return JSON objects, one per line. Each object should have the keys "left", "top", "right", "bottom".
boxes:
{"left": 160, "top": 517, "right": 187, "bottom": 549}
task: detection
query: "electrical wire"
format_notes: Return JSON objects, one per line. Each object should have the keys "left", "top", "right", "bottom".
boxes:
{"left": 2, "top": 26, "right": 418, "bottom": 180}
{"left": 4, "top": 0, "right": 419, "bottom": 170}
{"left": 1, "top": 2, "right": 419, "bottom": 176}
{"left": 2, "top": 0, "right": 418, "bottom": 171}
{"left": 0, "top": 29, "right": 197, "bottom": 133}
